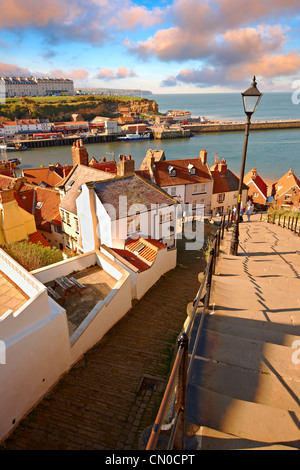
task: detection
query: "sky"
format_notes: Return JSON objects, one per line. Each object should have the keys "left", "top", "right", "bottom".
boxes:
{"left": 0, "top": 0, "right": 300, "bottom": 94}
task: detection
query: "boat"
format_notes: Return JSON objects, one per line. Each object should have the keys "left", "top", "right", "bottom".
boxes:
{"left": 118, "top": 132, "right": 150, "bottom": 141}
{"left": 0, "top": 158, "right": 21, "bottom": 170}
{"left": 0, "top": 143, "right": 28, "bottom": 151}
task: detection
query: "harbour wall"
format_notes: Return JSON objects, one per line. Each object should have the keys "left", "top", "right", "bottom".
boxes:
{"left": 184, "top": 119, "right": 300, "bottom": 133}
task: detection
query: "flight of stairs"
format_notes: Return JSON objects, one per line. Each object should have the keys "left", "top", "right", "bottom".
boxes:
{"left": 185, "top": 218, "right": 300, "bottom": 450}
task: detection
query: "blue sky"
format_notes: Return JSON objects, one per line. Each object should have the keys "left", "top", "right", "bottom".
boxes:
{"left": 0, "top": 0, "right": 300, "bottom": 94}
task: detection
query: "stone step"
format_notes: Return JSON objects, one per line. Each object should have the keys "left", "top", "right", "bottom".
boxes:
{"left": 203, "top": 314, "right": 300, "bottom": 347}
{"left": 206, "top": 305, "right": 300, "bottom": 329}
{"left": 188, "top": 356, "right": 300, "bottom": 413}
{"left": 210, "top": 275, "right": 300, "bottom": 311}
{"left": 189, "top": 426, "right": 299, "bottom": 450}
{"left": 186, "top": 384, "right": 300, "bottom": 444}
{"left": 189, "top": 326, "right": 299, "bottom": 380}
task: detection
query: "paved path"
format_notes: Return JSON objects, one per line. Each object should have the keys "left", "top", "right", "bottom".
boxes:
{"left": 0, "top": 234, "right": 209, "bottom": 451}
{"left": 186, "top": 214, "right": 300, "bottom": 450}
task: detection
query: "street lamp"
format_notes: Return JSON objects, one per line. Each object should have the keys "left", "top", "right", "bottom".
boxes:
{"left": 229, "top": 76, "right": 262, "bottom": 255}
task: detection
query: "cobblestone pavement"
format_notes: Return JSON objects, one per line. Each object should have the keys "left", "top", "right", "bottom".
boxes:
{"left": 0, "top": 229, "right": 212, "bottom": 450}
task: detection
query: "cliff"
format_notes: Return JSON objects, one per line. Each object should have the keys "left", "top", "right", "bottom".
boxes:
{"left": 0, "top": 96, "right": 159, "bottom": 122}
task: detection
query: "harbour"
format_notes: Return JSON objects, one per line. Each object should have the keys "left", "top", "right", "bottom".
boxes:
{"left": 8, "top": 118, "right": 300, "bottom": 149}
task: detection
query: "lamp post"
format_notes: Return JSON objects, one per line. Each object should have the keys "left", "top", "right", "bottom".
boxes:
{"left": 230, "top": 76, "right": 262, "bottom": 255}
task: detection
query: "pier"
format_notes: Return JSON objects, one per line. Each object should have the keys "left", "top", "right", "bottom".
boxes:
{"left": 13, "top": 133, "right": 119, "bottom": 149}
{"left": 184, "top": 119, "right": 300, "bottom": 134}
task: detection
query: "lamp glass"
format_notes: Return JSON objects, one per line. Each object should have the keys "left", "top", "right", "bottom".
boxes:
{"left": 242, "top": 94, "right": 261, "bottom": 115}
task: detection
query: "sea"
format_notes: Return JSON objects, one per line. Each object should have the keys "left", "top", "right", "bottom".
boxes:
{"left": 10, "top": 92, "right": 300, "bottom": 182}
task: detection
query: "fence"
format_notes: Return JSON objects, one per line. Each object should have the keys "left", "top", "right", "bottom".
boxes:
{"left": 146, "top": 215, "right": 226, "bottom": 450}
{"left": 266, "top": 213, "right": 300, "bottom": 236}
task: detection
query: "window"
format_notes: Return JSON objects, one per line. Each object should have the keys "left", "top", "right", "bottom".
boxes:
{"left": 159, "top": 212, "right": 172, "bottom": 224}
{"left": 170, "top": 187, "right": 176, "bottom": 196}
{"left": 284, "top": 194, "right": 291, "bottom": 201}
{"left": 217, "top": 193, "right": 225, "bottom": 203}
{"left": 127, "top": 216, "right": 140, "bottom": 235}
{"left": 188, "top": 164, "right": 196, "bottom": 175}
{"left": 192, "top": 184, "right": 198, "bottom": 194}
{"left": 60, "top": 210, "right": 66, "bottom": 222}
{"left": 35, "top": 201, "right": 43, "bottom": 210}
{"left": 200, "top": 183, "right": 206, "bottom": 193}
{"left": 66, "top": 212, "right": 70, "bottom": 225}
{"left": 74, "top": 217, "right": 79, "bottom": 233}
{"left": 253, "top": 192, "right": 259, "bottom": 198}
{"left": 53, "top": 224, "right": 62, "bottom": 234}
{"left": 168, "top": 166, "right": 177, "bottom": 177}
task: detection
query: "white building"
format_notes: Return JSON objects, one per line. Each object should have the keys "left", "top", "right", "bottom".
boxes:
{"left": 76, "top": 166, "right": 179, "bottom": 253}
{"left": 0, "top": 76, "right": 74, "bottom": 98}
{"left": 137, "top": 149, "right": 214, "bottom": 216}
{"left": 0, "top": 119, "right": 51, "bottom": 137}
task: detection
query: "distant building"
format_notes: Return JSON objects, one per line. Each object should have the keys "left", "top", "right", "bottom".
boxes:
{"left": 0, "top": 76, "right": 74, "bottom": 97}
{"left": 273, "top": 168, "right": 300, "bottom": 210}
{"left": 136, "top": 148, "right": 213, "bottom": 215}
{"left": 210, "top": 157, "right": 248, "bottom": 216}
{"left": 0, "top": 119, "right": 51, "bottom": 137}
{"left": 244, "top": 168, "right": 268, "bottom": 208}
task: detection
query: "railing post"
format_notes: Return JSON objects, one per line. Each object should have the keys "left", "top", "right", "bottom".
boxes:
{"left": 283, "top": 216, "right": 286, "bottom": 227}
{"left": 291, "top": 217, "right": 295, "bottom": 231}
{"left": 173, "top": 333, "right": 189, "bottom": 450}
{"left": 278, "top": 214, "right": 281, "bottom": 227}
{"left": 226, "top": 210, "right": 231, "bottom": 231}
{"left": 221, "top": 215, "right": 225, "bottom": 239}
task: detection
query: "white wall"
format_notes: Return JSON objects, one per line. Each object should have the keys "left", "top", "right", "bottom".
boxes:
{"left": 100, "top": 244, "right": 177, "bottom": 300}
{"left": 69, "top": 251, "right": 132, "bottom": 364}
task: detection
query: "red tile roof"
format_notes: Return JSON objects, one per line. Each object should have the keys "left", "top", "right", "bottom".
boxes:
{"left": 22, "top": 167, "right": 65, "bottom": 188}
{"left": 110, "top": 248, "right": 150, "bottom": 272}
{"left": 147, "top": 158, "right": 212, "bottom": 187}
{"left": 27, "top": 231, "right": 50, "bottom": 246}
{"left": 274, "top": 168, "right": 300, "bottom": 198}
{"left": 125, "top": 237, "right": 166, "bottom": 264}
{"left": 244, "top": 168, "right": 267, "bottom": 202}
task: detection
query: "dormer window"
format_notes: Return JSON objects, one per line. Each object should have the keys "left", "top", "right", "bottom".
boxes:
{"left": 168, "top": 166, "right": 176, "bottom": 177}
{"left": 188, "top": 164, "right": 196, "bottom": 175}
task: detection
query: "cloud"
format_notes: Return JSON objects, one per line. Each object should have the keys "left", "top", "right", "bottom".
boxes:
{"left": 0, "top": 0, "right": 165, "bottom": 46}
{"left": 95, "top": 66, "right": 137, "bottom": 80}
{"left": 0, "top": 62, "right": 89, "bottom": 82}
{"left": 0, "top": 62, "right": 32, "bottom": 77}
{"left": 126, "top": 0, "right": 300, "bottom": 88}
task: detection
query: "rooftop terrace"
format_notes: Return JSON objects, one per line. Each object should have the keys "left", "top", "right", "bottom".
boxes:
{"left": 45, "top": 265, "right": 116, "bottom": 336}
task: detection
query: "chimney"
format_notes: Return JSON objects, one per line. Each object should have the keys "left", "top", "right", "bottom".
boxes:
{"left": 71, "top": 139, "right": 89, "bottom": 166}
{"left": 117, "top": 155, "right": 135, "bottom": 177}
{"left": 12, "top": 176, "right": 25, "bottom": 192}
{"left": 251, "top": 168, "right": 257, "bottom": 179}
{"left": 199, "top": 149, "right": 207, "bottom": 164}
{"left": 0, "top": 188, "right": 15, "bottom": 205}
{"left": 219, "top": 158, "right": 227, "bottom": 176}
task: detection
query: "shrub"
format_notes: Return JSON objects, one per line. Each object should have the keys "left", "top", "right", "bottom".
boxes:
{"left": 3, "top": 241, "right": 63, "bottom": 271}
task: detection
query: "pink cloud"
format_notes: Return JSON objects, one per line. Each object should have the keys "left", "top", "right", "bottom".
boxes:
{"left": 230, "top": 53, "right": 300, "bottom": 79}
{"left": 95, "top": 67, "right": 137, "bottom": 80}
{"left": 0, "top": 62, "right": 32, "bottom": 77}
{"left": 48, "top": 68, "right": 89, "bottom": 80}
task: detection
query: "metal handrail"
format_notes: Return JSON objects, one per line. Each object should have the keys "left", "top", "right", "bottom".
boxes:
{"left": 146, "top": 217, "right": 225, "bottom": 450}
{"left": 267, "top": 213, "right": 300, "bottom": 236}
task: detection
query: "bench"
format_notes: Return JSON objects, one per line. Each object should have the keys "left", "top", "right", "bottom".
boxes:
{"left": 47, "top": 286, "right": 61, "bottom": 301}
{"left": 69, "top": 277, "right": 85, "bottom": 290}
